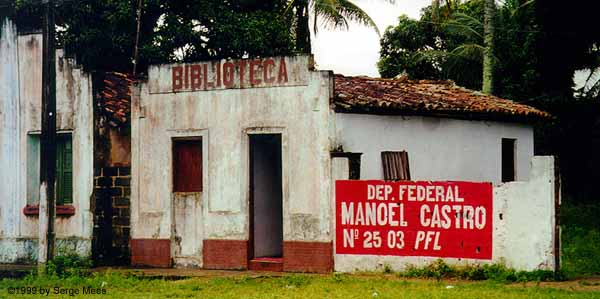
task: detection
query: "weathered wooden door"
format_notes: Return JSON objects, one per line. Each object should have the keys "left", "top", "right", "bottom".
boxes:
{"left": 172, "top": 139, "right": 203, "bottom": 267}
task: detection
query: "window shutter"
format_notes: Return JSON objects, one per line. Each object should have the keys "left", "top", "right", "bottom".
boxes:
{"left": 55, "top": 136, "right": 73, "bottom": 204}
{"left": 381, "top": 151, "right": 411, "bottom": 181}
{"left": 62, "top": 138, "right": 73, "bottom": 204}
{"left": 56, "top": 138, "right": 64, "bottom": 204}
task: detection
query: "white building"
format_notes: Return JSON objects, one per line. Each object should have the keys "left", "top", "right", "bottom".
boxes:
{"left": 0, "top": 17, "right": 558, "bottom": 273}
{"left": 0, "top": 20, "right": 94, "bottom": 263}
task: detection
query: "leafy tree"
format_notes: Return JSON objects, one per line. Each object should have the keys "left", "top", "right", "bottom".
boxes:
{"left": 15, "top": 0, "right": 296, "bottom": 73}
{"left": 378, "top": 0, "right": 541, "bottom": 100}
{"left": 535, "top": 0, "right": 600, "bottom": 100}
{"left": 378, "top": 1, "right": 486, "bottom": 91}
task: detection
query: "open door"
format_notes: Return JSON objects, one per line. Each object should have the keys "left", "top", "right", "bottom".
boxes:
{"left": 249, "top": 134, "right": 283, "bottom": 270}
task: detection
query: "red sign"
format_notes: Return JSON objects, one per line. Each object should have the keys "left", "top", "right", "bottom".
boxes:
{"left": 335, "top": 180, "right": 493, "bottom": 259}
{"left": 171, "top": 58, "right": 289, "bottom": 92}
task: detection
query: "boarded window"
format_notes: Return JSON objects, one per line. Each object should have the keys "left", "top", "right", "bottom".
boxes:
{"left": 173, "top": 139, "right": 202, "bottom": 192}
{"left": 381, "top": 151, "right": 411, "bottom": 181}
{"left": 502, "top": 138, "right": 516, "bottom": 182}
{"left": 56, "top": 135, "right": 73, "bottom": 205}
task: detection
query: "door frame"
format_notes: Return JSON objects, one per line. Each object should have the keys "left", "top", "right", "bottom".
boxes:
{"left": 167, "top": 128, "right": 209, "bottom": 265}
{"left": 244, "top": 127, "right": 288, "bottom": 260}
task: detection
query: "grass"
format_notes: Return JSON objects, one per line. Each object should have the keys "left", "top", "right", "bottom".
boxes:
{"left": 561, "top": 201, "right": 600, "bottom": 277}
{"left": 1, "top": 271, "right": 599, "bottom": 299}
{"left": 1, "top": 201, "right": 599, "bottom": 298}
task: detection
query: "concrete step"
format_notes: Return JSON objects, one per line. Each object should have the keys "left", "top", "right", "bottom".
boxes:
{"left": 248, "top": 257, "right": 283, "bottom": 272}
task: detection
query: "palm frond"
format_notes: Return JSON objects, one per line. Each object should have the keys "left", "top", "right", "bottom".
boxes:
{"left": 450, "top": 43, "right": 485, "bottom": 61}
{"left": 511, "top": 0, "right": 535, "bottom": 17}
{"left": 443, "top": 12, "right": 483, "bottom": 40}
{"left": 313, "top": 0, "right": 349, "bottom": 32}
{"left": 313, "top": 0, "right": 381, "bottom": 35}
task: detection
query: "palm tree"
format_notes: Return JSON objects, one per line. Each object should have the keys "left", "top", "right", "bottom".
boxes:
{"left": 289, "top": 0, "right": 390, "bottom": 53}
{"left": 482, "top": 0, "right": 495, "bottom": 94}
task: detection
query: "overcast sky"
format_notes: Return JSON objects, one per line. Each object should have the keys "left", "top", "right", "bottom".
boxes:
{"left": 312, "top": 0, "right": 431, "bottom": 77}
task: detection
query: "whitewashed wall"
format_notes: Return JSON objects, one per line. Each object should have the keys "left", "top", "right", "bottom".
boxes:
{"left": 0, "top": 19, "right": 93, "bottom": 263}
{"left": 333, "top": 156, "right": 558, "bottom": 272}
{"left": 0, "top": 18, "right": 22, "bottom": 262}
{"left": 131, "top": 58, "right": 333, "bottom": 266}
{"left": 335, "top": 114, "right": 534, "bottom": 184}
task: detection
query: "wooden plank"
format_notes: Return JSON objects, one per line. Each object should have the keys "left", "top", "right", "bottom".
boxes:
{"left": 173, "top": 140, "right": 202, "bottom": 192}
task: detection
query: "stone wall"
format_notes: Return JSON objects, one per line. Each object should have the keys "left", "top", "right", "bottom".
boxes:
{"left": 93, "top": 166, "right": 131, "bottom": 264}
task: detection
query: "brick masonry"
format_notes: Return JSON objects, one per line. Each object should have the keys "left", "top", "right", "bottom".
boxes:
{"left": 203, "top": 239, "right": 248, "bottom": 270}
{"left": 93, "top": 166, "right": 131, "bottom": 265}
{"left": 131, "top": 239, "right": 171, "bottom": 267}
{"left": 283, "top": 241, "right": 333, "bottom": 273}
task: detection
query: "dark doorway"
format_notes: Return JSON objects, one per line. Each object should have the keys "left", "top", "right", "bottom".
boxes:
{"left": 249, "top": 134, "right": 283, "bottom": 261}
{"left": 502, "top": 138, "right": 516, "bottom": 182}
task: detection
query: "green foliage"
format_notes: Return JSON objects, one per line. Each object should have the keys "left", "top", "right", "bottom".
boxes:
{"left": 15, "top": 0, "right": 296, "bottom": 73}
{"left": 561, "top": 202, "right": 600, "bottom": 277}
{"left": 378, "top": 0, "right": 541, "bottom": 101}
{"left": 403, "top": 259, "right": 455, "bottom": 281}
{"left": 383, "top": 263, "right": 393, "bottom": 274}
{"left": 378, "top": 1, "right": 486, "bottom": 91}
{"left": 399, "top": 259, "right": 565, "bottom": 282}
{"left": 288, "top": 0, "right": 389, "bottom": 53}
{"left": 45, "top": 254, "right": 92, "bottom": 278}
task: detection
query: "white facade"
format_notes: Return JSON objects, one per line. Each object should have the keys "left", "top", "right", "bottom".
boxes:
{"left": 334, "top": 113, "right": 534, "bottom": 183}
{"left": 131, "top": 56, "right": 334, "bottom": 267}
{"left": 0, "top": 19, "right": 94, "bottom": 263}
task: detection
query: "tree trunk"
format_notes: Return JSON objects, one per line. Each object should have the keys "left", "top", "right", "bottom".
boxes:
{"left": 482, "top": 0, "right": 495, "bottom": 94}
{"left": 295, "top": 0, "right": 311, "bottom": 54}
{"left": 432, "top": 0, "right": 440, "bottom": 23}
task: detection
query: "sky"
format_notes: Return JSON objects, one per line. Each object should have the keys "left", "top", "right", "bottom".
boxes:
{"left": 312, "top": 0, "right": 431, "bottom": 77}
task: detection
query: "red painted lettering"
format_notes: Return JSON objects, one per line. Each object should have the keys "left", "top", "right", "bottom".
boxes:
{"left": 184, "top": 65, "right": 189, "bottom": 89}
{"left": 249, "top": 60, "right": 262, "bottom": 86}
{"left": 172, "top": 66, "right": 183, "bottom": 91}
{"left": 278, "top": 58, "right": 288, "bottom": 83}
{"left": 238, "top": 60, "right": 247, "bottom": 87}
{"left": 203, "top": 64, "right": 209, "bottom": 90}
{"left": 190, "top": 65, "right": 201, "bottom": 91}
{"left": 263, "top": 59, "right": 276, "bottom": 84}
{"left": 223, "top": 62, "right": 235, "bottom": 88}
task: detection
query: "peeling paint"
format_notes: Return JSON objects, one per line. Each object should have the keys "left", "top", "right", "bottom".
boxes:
{"left": 131, "top": 56, "right": 333, "bottom": 265}
{"left": 0, "top": 24, "right": 94, "bottom": 263}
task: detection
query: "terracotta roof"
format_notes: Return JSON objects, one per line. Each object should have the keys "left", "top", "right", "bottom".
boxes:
{"left": 333, "top": 75, "right": 551, "bottom": 121}
{"left": 98, "top": 72, "right": 133, "bottom": 127}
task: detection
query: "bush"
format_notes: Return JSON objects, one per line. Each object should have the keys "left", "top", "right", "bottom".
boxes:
{"left": 46, "top": 254, "right": 92, "bottom": 278}
{"left": 399, "top": 259, "right": 564, "bottom": 282}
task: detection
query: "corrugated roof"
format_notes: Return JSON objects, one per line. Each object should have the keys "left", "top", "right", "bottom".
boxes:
{"left": 333, "top": 74, "right": 551, "bottom": 121}
{"left": 98, "top": 72, "right": 133, "bottom": 127}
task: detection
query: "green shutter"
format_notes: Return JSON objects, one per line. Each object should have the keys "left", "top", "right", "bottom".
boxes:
{"left": 55, "top": 136, "right": 73, "bottom": 204}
